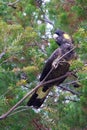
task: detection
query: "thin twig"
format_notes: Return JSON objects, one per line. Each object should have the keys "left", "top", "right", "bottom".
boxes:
{"left": 64, "top": 98, "right": 79, "bottom": 102}
{"left": 8, "top": 0, "right": 21, "bottom": 6}
{"left": 0, "top": 51, "right": 6, "bottom": 59}
{"left": 8, "top": 106, "right": 29, "bottom": 117}
{"left": 58, "top": 85, "right": 80, "bottom": 95}
{"left": 43, "top": 16, "right": 54, "bottom": 26}
{"left": 0, "top": 90, "right": 11, "bottom": 98}
{"left": 39, "top": 7, "right": 54, "bottom": 26}
{"left": 41, "top": 47, "right": 75, "bottom": 83}
{"left": 62, "top": 77, "right": 87, "bottom": 86}
{"left": 1, "top": 0, "right": 21, "bottom": 9}
{"left": 1, "top": 0, "right": 21, "bottom": 6}
{"left": 13, "top": 105, "right": 28, "bottom": 111}
{"left": 53, "top": 46, "right": 75, "bottom": 65}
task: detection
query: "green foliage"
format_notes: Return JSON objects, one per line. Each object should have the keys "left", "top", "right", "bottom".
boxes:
{"left": 46, "top": 39, "right": 58, "bottom": 56}
{"left": 0, "top": 0, "right": 87, "bottom": 129}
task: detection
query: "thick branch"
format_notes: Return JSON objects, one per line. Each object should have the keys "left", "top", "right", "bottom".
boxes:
{"left": 0, "top": 47, "right": 76, "bottom": 120}
{"left": 0, "top": 82, "right": 41, "bottom": 120}
{"left": 0, "top": 72, "right": 70, "bottom": 120}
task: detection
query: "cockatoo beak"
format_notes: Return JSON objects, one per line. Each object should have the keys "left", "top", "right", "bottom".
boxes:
{"left": 53, "top": 34, "right": 59, "bottom": 40}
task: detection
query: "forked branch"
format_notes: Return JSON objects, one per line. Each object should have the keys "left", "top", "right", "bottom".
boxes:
{"left": 0, "top": 47, "right": 76, "bottom": 120}
{"left": 0, "top": 72, "right": 71, "bottom": 120}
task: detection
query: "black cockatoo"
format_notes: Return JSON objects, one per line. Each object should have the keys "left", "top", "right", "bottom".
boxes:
{"left": 27, "top": 29, "right": 76, "bottom": 108}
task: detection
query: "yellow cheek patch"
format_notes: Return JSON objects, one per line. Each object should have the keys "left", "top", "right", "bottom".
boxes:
{"left": 36, "top": 86, "right": 51, "bottom": 99}
{"left": 63, "top": 33, "right": 71, "bottom": 40}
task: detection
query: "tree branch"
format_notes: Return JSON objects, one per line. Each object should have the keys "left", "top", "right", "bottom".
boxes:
{"left": 0, "top": 51, "right": 5, "bottom": 59}
{"left": 58, "top": 85, "right": 80, "bottom": 95}
{"left": 0, "top": 82, "right": 41, "bottom": 120}
{"left": 1, "top": 0, "right": 21, "bottom": 9}
{"left": 0, "top": 47, "right": 76, "bottom": 120}
{"left": 8, "top": 0, "right": 21, "bottom": 6}
{"left": 0, "top": 69, "right": 84, "bottom": 119}
{"left": 42, "top": 16, "right": 54, "bottom": 26}
{"left": 8, "top": 106, "right": 29, "bottom": 117}
{"left": 0, "top": 49, "right": 7, "bottom": 59}
{"left": 62, "top": 77, "right": 87, "bottom": 86}
{"left": 38, "top": 5, "right": 54, "bottom": 26}
{"left": 64, "top": 98, "right": 78, "bottom": 102}
{"left": 0, "top": 72, "right": 71, "bottom": 120}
